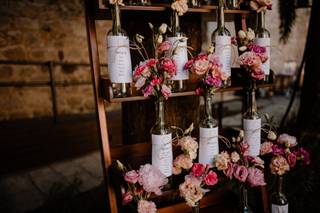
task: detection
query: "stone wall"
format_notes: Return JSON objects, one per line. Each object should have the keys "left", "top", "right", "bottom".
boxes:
{"left": 0, "top": 0, "right": 310, "bottom": 120}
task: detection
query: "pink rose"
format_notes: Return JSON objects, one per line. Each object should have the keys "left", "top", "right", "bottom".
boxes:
{"left": 223, "top": 162, "right": 234, "bottom": 179}
{"left": 122, "top": 191, "right": 133, "bottom": 205}
{"left": 191, "top": 163, "right": 206, "bottom": 177}
{"left": 233, "top": 165, "right": 249, "bottom": 182}
{"left": 124, "top": 170, "right": 139, "bottom": 184}
{"left": 204, "top": 171, "right": 218, "bottom": 186}
{"left": 260, "top": 141, "right": 273, "bottom": 155}
{"left": 161, "top": 84, "right": 171, "bottom": 99}
{"left": 142, "top": 85, "right": 153, "bottom": 97}
{"left": 137, "top": 200, "right": 157, "bottom": 213}
{"left": 287, "top": 152, "right": 297, "bottom": 167}
{"left": 247, "top": 167, "right": 266, "bottom": 187}
{"left": 157, "top": 41, "right": 171, "bottom": 53}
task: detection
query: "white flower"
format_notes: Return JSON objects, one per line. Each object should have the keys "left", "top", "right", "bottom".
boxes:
{"left": 267, "top": 131, "right": 277, "bottom": 141}
{"left": 247, "top": 28, "right": 255, "bottom": 41}
{"left": 156, "top": 35, "right": 163, "bottom": 44}
{"left": 231, "top": 151, "right": 240, "bottom": 163}
{"left": 239, "top": 46, "right": 247, "bottom": 52}
{"left": 238, "top": 30, "right": 246, "bottom": 39}
{"left": 158, "top": 23, "right": 168, "bottom": 34}
{"left": 136, "top": 34, "right": 144, "bottom": 43}
{"left": 148, "top": 22, "right": 154, "bottom": 30}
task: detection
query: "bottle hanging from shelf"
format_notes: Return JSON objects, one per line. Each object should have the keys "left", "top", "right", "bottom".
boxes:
{"left": 254, "top": 11, "right": 271, "bottom": 83}
{"left": 199, "top": 93, "right": 219, "bottom": 165}
{"left": 243, "top": 86, "right": 261, "bottom": 156}
{"left": 271, "top": 175, "right": 288, "bottom": 213}
{"left": 166, "top": 11, "right": 189, "bottom": 92}
{"left": 150, "top": 98, "right": 173, "bottom": 178}
{"left": 211, "top": 0, "right": 232, "bottom": 87}
{"left": 107, "top": 3, "right": 132, "bottom": 98}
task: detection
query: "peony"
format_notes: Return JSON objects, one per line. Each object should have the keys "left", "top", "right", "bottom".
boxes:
{"left": 138, "top": 164, "right": 168, "bottom": 195}
{"left": 137, "top": 200, "right": 157, "bottom": 213}
{"left": 270, "top": 155, "right": 290, "bottom": 175}
{"left": 158, "top": 41, "right": 171, "bottom": 53}
{"left": 122, "top": 191, "right": 133, "bottom": 205}
{"left": 231, "top": 151, "right": 240, "bottom": 163}
{"left": 215, "top": 151, "right": 229, "bottom": 171}
{"left": 260, "top": 141, "right": 273, "bottom": 155}
{"left": 178, "top": 136, "right": 198, "bottom": 160}
{"left": 223, "top": 162, "right": 234, "bottom": 179}
{"left": 247, "top": 167, "right": 266, "bottom": 187}
{"left": 277, "top": 134, "right": 297, "bottom": 147}
{"left": 287, "top": 152, "right": 297, "bottom": 168}
{"left": 124, "top": 170, "right": 139, "bottom": 184}
{"left": 179, "top": 175, "right": 207, "bottom": 207}
{"left": 203, "top": 171, "right": 218, "bottom": 186}
{"left": 158, "top": 23, "right": 168, "bottom": 34}
{"left": 161, "top": 84, "right": 171, "bottom": 99}
{"left": 233, "top": 165, "right": 249, "bottom": 182}
{"left": 171, "top": 0, "right": 188, "bottom": 16}
{"left": 191, "top": 163, "right": 206, "bottom": 177}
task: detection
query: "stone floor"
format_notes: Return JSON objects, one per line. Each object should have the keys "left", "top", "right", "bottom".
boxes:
{"left": 0, "top": 94, "right": 295, "bottom": 213}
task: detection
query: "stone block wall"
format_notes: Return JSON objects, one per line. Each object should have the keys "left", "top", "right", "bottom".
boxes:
{"left": 0, "top": 0, "right": 310, "bottom": 120}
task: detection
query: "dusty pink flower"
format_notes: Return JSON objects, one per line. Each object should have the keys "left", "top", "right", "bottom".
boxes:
{"left": 122, "top": 191, "right": 133, "bottom": 205}
{"left": 179, "top": 175, "right": 208, "bottom": 207}
{"left": 192, "top": 163, "right": 206, "bottom": 177}
{"left": 223, "top": 162, "right": 234, "bottom": 179}
{"left": 247, "top": 167, "right": 266, "bottom": 187}
{"left": 142, "top": 85, "right": 153, "bottom": 97}
{"left": 124, "top": 170, "right": 139, "bottom": 184}
{"left": 135, "top": 77, "right": 146, "bottom": 90}
{"left": 173, "top": 154, "right": 193, "bottom": 171}
{"left": 138, "top": 164, "right": 168, "bottom": 195}
{"left": 251, "top": 156, "right": 265, "bottom": 168}
{"left": 270, "top": 155, "right": 290, "bottom": 175}
{"left": 287, "top": 152, "right": 297, "bottom": 168}
{"left": 240, "top": 141, "right": 250, "bottom": 156}
{"left": 234, "top": 165, "right": 249, "bottom": 182}
{"left": 157, "top": 41, "right": 171, "bottom": 53}
{"left": 277, "top": 134, "right": 297, "bottom": 147}
{"left": 260, "top": 141, "right": 273, "bottom": 155}
{"left": 161, "top": 84, "right": 171, "bottom": 99}
{"left": 204, "top": 171, "right": 218, "bottom": 186}
{"left": 137, "top": 200, "right": 157, "bottom": 213}
{"left": 134, "top": 63, "right": 148, "bottom": 79}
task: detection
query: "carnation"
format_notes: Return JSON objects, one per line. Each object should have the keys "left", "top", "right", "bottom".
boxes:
{"left": 231, "top": 151, "right": 240, "bottom": 163}
{"left": 260, "top": 141, "right": 273, "bottom": 155}
{"left": 138, "top": 164, "right": 168, "bottom": 195}
{"left": 270, "top": 155, "right": 290, "bottom": 176}
{"left": 173, "top": 154, "right": 193, "bottom": 171}
{"left": 191, "top": 163, "right": 206, "bottom": 177}
{"left": 203, "top": 171, "right": 218, "bottom": 186}
{"left": 215, "top": 151, "right": 229, "bottom": 170}
{"left": 137, "top": 200, "right": 157, "bottom": 213}
{"left": 179, "top": 175, "right": 208, "bottom": 207}
{"left": 247, "top": 167, "right": 266, "bottom": 187}
{"left": 179, "top": 136, "right": 198, "bottom": 160}
{"left": 171, "top": 0, "right": 188, "bottom": 16}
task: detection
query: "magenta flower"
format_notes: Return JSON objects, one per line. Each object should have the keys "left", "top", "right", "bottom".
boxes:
{"left": 203, "top": 171, "right": 218, "bottom": 186}
{"left": 124, "top": 170, "right": 139, "bottom": 184}
{"left": 247, "top": 167, "right": 266, "bottom": 187}
{"left": 150, "top": 77, "right": 162, "bottom": 86}
{"left": 286, "top": 152, "right": 297, "bottom": 167}
{"left": 122, "top": 191, "right": 133, "bottom": 205}
{"left": 142, "top": 85, "right": 153, "bottom": 97}
{"left": 248, "top": 43, "right": 266, "bottom": 54}
{"left": 233, "top": 165, "right": 249, "bottom": 182}
{"left": 157, "top": 41, "right": 171, "bottom": 54}
{"left": 159, "top": 57, "right": 176, "bottom": 78}
{"left": 298, "top": 148, "right": 311, "bottom": 165}
{"left": 272, "top": 144, "right": 285, "bottom": 155}
{"left": 195, "top": 87, "right": 204, "bottom": 95}
{"left": 251, "top": 67, "right": 265, "bottom": 80}
{"left": 191, "top": 163, "right": 206, "bottom": 177}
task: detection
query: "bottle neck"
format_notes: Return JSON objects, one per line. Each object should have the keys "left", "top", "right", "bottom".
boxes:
{"left": 204, "top": 94, "right": 213, "bottom": 119}
{"left": 277, "top": 175, "right": 284, "bottom": 195}
{"left": 241, "top": 186, "right": 249, "bottom": 208}
{"left": 217, "top": 0, "right": 225, "bottom": 29}
{"left": 156, "top": 98, "right": 165, "bottom": 128}
{"left": 171, "top": 11, "right": 180, "bottom": 35}
{"left": 257, "top": 11, "right": 266, "bottom": 30}
{"left": 112, "top": 4, "right": 122, "bottom": 34}
{"left": 247, "top": 89, "right": 257, "bottom": 115}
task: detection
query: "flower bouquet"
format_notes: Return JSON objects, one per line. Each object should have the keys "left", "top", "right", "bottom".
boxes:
{"left": 116, "top": 160, "right": 168, "bottom": 213}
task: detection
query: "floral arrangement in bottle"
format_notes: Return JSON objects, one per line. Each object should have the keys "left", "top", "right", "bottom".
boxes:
{"left": 184, "top": 49, "right": 226, "bottom": 96}
{"left": 249, "top": 0, "right": 272, "bottom": 12}
{"left": 132, "top": 23, "right": 177, "bottom": 100}
{"left": 233, "top": 28, "right": 268, "bottom": 83}
{"left": 116, "top": 160, "right": 168, "bottom": 213}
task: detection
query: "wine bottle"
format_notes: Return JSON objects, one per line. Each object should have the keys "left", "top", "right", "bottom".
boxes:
{"left": 107, "top": 3, "right": 132, "bottom": 97}
{"left": 199, "top": 93, "right": 219, "bottom": 165}
{"left": 166, "top": 11, "right": 189, "bottom": 92}
{"left": 243, "top": 89, "right": 261, "bottom": 156}
{"left": 150, "top": 98, "right": 173, "bottom": 177}
{"left": 254, "top": 11, "right": 271, "bottom": 83}
{"left": 271, "top": 176, "right": 288, "bottom": 213}
{"left": 211, "top": 0, "right": 232, "bottom": 87}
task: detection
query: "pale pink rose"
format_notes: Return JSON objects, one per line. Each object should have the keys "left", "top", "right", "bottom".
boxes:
{"left": 287, "top": 152, "right": 297, "bottom": 168}
{"left": 260, "top": 141, "right": 273, "bottom": 155}
{"left": 142, "top": 85, "right": 153, "bottom": 97}
{"left": 231, "top": 151, "right": 240, "bottom": 163}
{"left": 215, "top": 151, "right": 229, "bottom": 171}
{"left": 122, "top": 191, "right": 133, "bottom": 205}
{"left": 233, "top": 165, "right": 249, "bottom": 182}
{"left": 179, "top": 175, "right": 208, "bottom": 207}
{"left": 270, "top": 155, "right": 290, "bottom": 176}
{"left": 192, "top": 58, "right": 209, "bottom": 75}
{"left": 124, "top": 170, "right": 139, "bottom": 184}
{"left": 178, "top": 136, "right": 198, "bottom": 160}
{"left": 161, "top": 84, "right": 171, "bottom": 99}
{"left": 277, "top": 134, "right": 297, "bottom": 147}
{"left": 138, "top": 164, "right": 168, "bottom": 195}
{"left": 157, "top": 41, "right": 171, "bottom": 53}
{"left": 173, "top": 154, "right": 193, "bottom": 170}
{"left": 204, "top": 171, "right": 218, "bottom": 186}
{"left": 135, "top": 77, "right": 146, "bottom": 90}
{"left": 191, "top": 163, "right": 206, "bottom": 177}
{"left": 137, "top": 200, "right": 157, "bottom": 213}
{"left": 247, "top": 167, "right": 266, "bottom": 187}
{"left": 223, "top": 162, "right": 234, "bottom": 179}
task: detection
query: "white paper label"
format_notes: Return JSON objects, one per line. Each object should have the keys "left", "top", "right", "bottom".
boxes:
{"left": 243, "top": 118, "right": 261, "bottom": 156}
{"left": 107, "top": 35, "right": 132, "bottom": 83}
{"left": 215, "top": 36, "right": 232, "bottom": 78}
{"left": 166, "top": 37, "right": 189, "bottom": 80}
{"left": 255, "top": 38, "right": 270, "bottom": 75}
{"left": 271, "top": 204, "right": 288, "bottom": 213}
{"left": 152, "top": 134, "right": 173, "bottom": 177}
{"left": 199, "top": 127, "right": 219, "bottom": 165}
